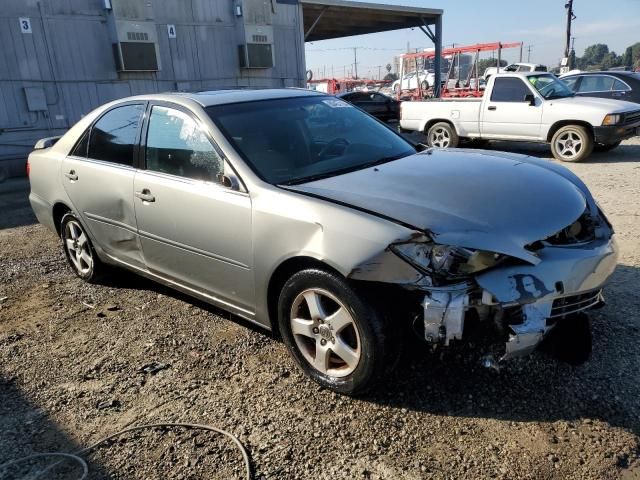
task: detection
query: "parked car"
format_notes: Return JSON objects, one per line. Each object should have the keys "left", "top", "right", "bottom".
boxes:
{"left": 392, "top": 70, "right": 431, "bottom": 92}
{"left": 337, "top": 91, "right": 400, "bottom": 121}
{"left": 560, "top": 71, "right": 640, "bottom": 104}
{"left": 484, "top": 62, "right": 547, "bottom": 82}
{"left": 29, "top": 89, "right": 617, "bottom": 394}
{"left": 400, "top": 72, "right": 640, "bottom": 161}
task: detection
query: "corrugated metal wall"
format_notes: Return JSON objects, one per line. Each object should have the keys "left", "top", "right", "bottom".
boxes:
{"left": 0, "top": 0, "right": 306, "bottom": 179}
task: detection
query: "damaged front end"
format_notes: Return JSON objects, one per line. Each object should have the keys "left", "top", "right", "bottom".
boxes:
{"left": 349, "top": 207, "right": 618, "bottom": 365}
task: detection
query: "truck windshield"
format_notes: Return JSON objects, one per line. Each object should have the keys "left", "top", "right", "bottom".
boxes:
{"left": 206, "top": 96, "right": 415, "bottom": 185}
{"left": 528, "top": 74, "right": 575, "bottom": 99}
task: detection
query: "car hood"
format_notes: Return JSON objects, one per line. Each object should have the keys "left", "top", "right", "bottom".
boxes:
{"left": 285, "top": 149, "right": 591, "bottom": 263}
{"left": 549, "top": 95, "right": 638, "bottom": 113}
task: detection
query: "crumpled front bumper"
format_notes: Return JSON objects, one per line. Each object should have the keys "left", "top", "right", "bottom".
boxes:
{"left": 422, "top": 235, "right": 618, "bottom": 360}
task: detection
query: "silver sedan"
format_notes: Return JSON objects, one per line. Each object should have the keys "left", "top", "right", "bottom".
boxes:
{"left": 28, "top": 89, "right": 618, "bottom": 394}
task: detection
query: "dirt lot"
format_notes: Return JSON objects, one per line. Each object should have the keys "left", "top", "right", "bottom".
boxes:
{"left": 1, "top": 138, "right": 640, "bottom": 479}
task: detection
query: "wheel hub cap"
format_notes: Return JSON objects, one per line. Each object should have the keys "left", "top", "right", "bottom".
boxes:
{"left": 289, "top": 288, "right": 361, "bottom": 378}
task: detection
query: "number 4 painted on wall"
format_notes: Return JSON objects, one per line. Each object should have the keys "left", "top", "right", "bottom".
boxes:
{"left": 19, "top": 17, "right": 32, "bottom": 34}
{"left": 167, "top": 24, "right": 176, "bottom": 38}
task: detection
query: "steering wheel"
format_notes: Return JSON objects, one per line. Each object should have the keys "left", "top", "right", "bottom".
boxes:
{"left": 317, "top": 138, "right": 350, "bottom": 159}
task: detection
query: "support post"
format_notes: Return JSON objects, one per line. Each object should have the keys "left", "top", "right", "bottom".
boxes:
{"left": 433, "top": 15, "right": 442, "bottom": 98}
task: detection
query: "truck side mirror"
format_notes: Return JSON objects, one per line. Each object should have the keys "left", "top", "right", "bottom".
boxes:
{"left": 524, "top": 94, "right": 536, "bottom": 106}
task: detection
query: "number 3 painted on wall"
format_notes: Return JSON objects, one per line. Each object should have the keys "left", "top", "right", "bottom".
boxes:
{"left": 19, "top": 17, "right": 32, "bottom": 33}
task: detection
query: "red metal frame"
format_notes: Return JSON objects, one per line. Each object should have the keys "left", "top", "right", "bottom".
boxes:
{"left": 397, "top": 42, "right": 523, "bottom": 100}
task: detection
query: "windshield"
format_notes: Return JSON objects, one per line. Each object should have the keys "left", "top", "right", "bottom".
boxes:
{"left": 527, "top": 74, "right": 575, "bottom": 99}
{"left": 206, "top": 96, "right": 415, "bottom": 185}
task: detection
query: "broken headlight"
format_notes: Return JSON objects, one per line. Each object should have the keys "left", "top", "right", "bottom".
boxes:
{"left": 390, "top": 242, "right": 503, "bottom": 279}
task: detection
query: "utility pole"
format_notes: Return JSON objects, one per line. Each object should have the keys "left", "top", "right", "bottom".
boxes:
{"left": 569, "top": 36, "right": 576, "bottom": 69}
{"left": 378, "top": 65, "right": 381, "bottom": 80}
{"left": 527, "top": 45, "right": 532, "bottom": 62}
{"left": 353, "top": 47, "right": 358, "bottom": 79}
{"left": 519, "top": 43, "right": 523, "bottom": 62}
{"left": 564, "top": 0, "right": 576, "bottom": 60}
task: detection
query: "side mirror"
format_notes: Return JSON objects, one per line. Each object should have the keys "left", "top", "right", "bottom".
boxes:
{"left": 217, "top": 173, "right": 240, "bottom": 191}
{"left": 524, "top": 94, "right": 536, "bottom": 106}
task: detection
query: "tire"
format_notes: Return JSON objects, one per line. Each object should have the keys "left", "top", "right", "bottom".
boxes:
{"left": 420, "top": 80, "right": 429, "bottom": 91}
{"left": 392, "top": 84, "right": 399, "bottom": 93}
{"left": 550, "top": 125, "right": 594, "bottom": 162}
{"left": 277, "top": 269, "right": 391, "bottom": 395}
{"left": 426, "top": 122, "right": 459, "bottom": 148}
{"left": 60, "top": 212, "right": 103, "bottom": 282}
{"left": 594, "top": 141, "right": 621, "bottom": 152}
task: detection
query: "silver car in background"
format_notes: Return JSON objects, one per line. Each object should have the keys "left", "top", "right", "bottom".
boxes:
{"left": 28, "top": 89, "right": 618, "bottom": 394}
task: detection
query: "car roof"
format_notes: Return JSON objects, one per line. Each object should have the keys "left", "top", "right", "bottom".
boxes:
{"left": 565, "top": 71, "right": 637, "bottom": 77}
{"left": 114, "top": 88, "right": 326, "bottom": 108}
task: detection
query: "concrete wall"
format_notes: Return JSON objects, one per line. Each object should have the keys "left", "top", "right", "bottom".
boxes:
{"left": 0, "top": 0, "right": 306, "bottom": 179}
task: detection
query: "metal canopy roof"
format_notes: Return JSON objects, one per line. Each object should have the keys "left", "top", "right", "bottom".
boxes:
{"left": 301, "top": 0, "right": 443, "bottom": 42}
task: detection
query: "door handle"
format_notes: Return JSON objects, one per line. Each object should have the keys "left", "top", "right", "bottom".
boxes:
{"left": 135, "top": 189, "right": 155, "bottom": 203}
{"left": 65, "top": 170, "right": 78, "bottom": 181}
{"left": 488, "top": 106, "right": 497, "bottom": 111}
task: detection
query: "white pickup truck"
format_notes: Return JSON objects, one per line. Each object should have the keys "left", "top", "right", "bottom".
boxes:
{"left": 400, "top": 72, "right": 640, "bottom": 162}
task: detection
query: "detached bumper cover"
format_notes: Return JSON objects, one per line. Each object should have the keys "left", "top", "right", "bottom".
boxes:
{"left": 421, "top": 236, "right": 618, "bottom": 360}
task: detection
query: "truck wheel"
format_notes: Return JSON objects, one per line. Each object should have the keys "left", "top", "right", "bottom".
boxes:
{"left": 550, "top": 125, "right": 593, "bottom": 162}
{"left": 426, "top": 122, "right": 459, "bottom": 148}
{"left": 594, "top": 141, "right": 621, "bottom": 152}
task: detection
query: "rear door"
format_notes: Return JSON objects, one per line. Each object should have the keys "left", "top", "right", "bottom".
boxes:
{"left": 61, "top": 102, "right": 145, "bottom": 268}
{"left": 574, "top": 75, "right": 616, "bottom": 100}
{"left": 481, "top": 77, "right": 543, "bottom": 140}
{"left": 133, "top": 102, "right": 254, "bottom": 314}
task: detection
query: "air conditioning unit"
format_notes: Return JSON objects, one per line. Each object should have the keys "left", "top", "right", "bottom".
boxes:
{"left": 239, "top": 25, "right": 274, "bottom": 69}
{"left": 106, "top": 0, "right": 160, "bottom": 72}
{"left": 112, "top": 20, "right": 160, "bottom": 71}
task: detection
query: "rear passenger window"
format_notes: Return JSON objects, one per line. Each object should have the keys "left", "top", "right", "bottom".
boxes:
{"left": 145, "top": 106, "right": 223, "bottom": 182}
{"left": 613, "top": 79, "right": 631, "bottom": 91}
{"left": 577, "top": 76, "right": 615, "bottom": 92}
{"left": 88, "top": 104, "right": 144, "bottom": 166}
{"left": 490, "top": 77, "right": 531, "bottom": 102}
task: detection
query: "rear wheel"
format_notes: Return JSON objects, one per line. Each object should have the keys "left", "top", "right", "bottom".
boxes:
{"left": 426, "top": 122, "right": 459, "bottom": 148}
{"left": 277, "top": 269, "right": 391, "bottom": 395}
{"left": 420, "top": 80, "right": 429, "bottom": 91}
{"left": 594, "top": 141, "right": 621, "bottom": 152}
{"left": 550, "top": 125, "right": 593, "bottom": 162}
{"left": 60, "top": 213, "right": 103, "bottom": 282}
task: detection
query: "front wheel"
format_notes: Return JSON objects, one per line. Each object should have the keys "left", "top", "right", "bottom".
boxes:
{"left": 426, "top": 122, "right": 459, "bottom": 148}
{"left": 594, "top": 141, "right": 621, "bottom": 152}
{"left": 277, "top": 269, "right": 391, "bottom": 395}
{"left": 550, "top": 125, "right": 593, "bottom": 162}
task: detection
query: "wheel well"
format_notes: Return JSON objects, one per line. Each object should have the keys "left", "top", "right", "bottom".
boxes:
{"left": 547, "top": 121, "right": 594, "bottom": 142}
{"left": 52, "top": 202, "right": 72, "bottom": 236}
{"left": 267, "top": 256, "right": 342, "bottom": 335}
{"left": 424, "top": 119, "right": 455, "bottom": 135}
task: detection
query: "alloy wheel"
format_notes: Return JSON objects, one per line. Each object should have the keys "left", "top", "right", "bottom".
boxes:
{"left": 429, "top": 127, "right": 451, "bottom": 148}
{"left": 555, "top": 130, "right": 583, "bottom": 160}
{"left": 64, "top": 220, "right": 93, "bottom": 275}
{"left": 289, "top": 288, "right": 361, "bottom": 378}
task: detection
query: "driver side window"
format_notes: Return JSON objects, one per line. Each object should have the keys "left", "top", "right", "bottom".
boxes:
{"left": 490, "top": 77, "right": 531, "bottom": 102}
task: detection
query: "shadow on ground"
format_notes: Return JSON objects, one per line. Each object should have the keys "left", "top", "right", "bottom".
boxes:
{"left": 476, "top": 140, "right": 640, "bottom": 164}
{"left": 0, "top": 179, "right": 36, "bottom": 230}
{"left": 0, "top": 377, "right": 111, "bottom": 479}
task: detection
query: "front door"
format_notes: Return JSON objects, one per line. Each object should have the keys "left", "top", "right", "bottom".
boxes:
{"left": 481, "top": 76, "right": 543, "bottom": 140}
{"left": 61, "top": 103, "right": 145, "bottom": 269}
{"left": 133, "top": 104, "right": 254, "bottom": 314}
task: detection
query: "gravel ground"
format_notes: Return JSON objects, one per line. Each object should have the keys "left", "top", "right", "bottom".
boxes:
{"left": 1, "top": 138, "right": 640, "bottom": 479}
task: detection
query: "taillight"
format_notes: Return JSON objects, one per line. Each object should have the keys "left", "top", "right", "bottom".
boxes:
{"left": 26, "top": 158, "right": 30, "bottom": 177}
